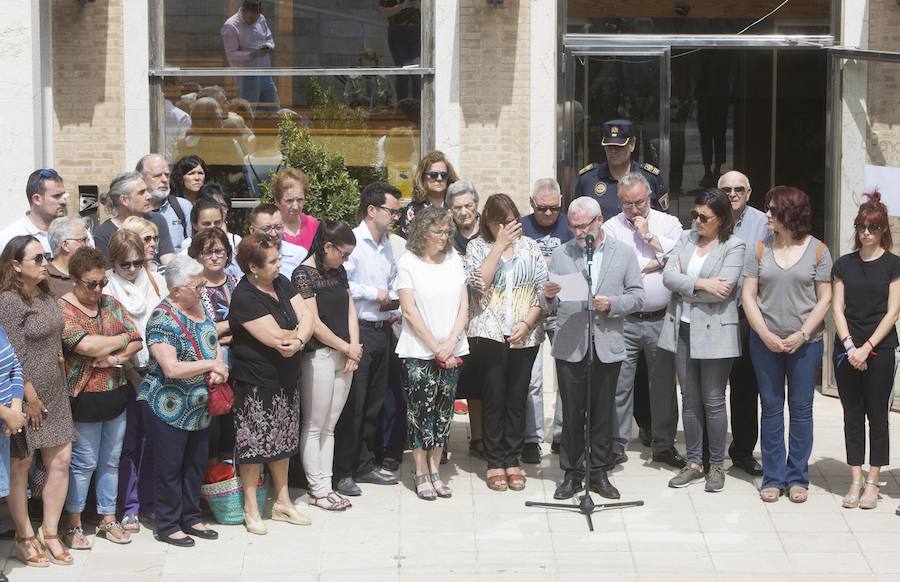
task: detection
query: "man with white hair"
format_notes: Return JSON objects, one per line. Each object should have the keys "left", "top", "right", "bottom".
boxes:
{"left": 137, "top": 154, "right": 193, "bottom": 254}
{"left": 520, "top": 178, "right": 572, "bottom": 463}
{"left": 46, "top": 217, "right": 91, "bottom": 298}
{"left": 543, "top": 196, "right": 644, "bottom": 500}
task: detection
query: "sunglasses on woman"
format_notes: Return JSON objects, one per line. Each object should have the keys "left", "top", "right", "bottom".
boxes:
{"left": 424, "top": 171, "right": 449, "bottom": 181}
{"left": 855, "top": 223, "right": 883, "bottom": 233}
{"left": 117, "top": 260, "right": 144, "bottom": 270}
{"left": 690, "top": 211, "right": 715, "bottom": 224}
{"left": 29, "top": 252, "right": 52, "bottom": 264}
{"left": 80, "top": 278, "right": 109, "bottom": 290}
{"left": 142, "top": 234, "right": 160, "bottom": 243}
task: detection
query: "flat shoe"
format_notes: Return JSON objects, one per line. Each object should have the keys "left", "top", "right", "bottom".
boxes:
{"left": 506, "top": 471, "right": 526, "bottom": 492}
{"left": 158, "top": 534, "right": 194, "bottom": 547}
{"left": 788, "top": 485, "right": 808, "bottom": 503}
{"left": 486, "top": 473, "right": 507, "bottom": 492}
{"left": 759, "top": 487, "right": 781, "bottom": 503}
{"left": 271, "top": 502, "right": 312, "bottom": 525}
{"left": 182, "top": 525, "right": 218, "bottom": 540}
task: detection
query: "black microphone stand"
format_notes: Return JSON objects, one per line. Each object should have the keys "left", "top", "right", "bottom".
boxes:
{"left": 525, "top": 234, "right": 643, "bottom": 531}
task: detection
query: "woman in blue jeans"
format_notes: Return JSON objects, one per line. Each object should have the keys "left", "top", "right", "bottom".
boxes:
{"left": 742, "top": 186, "right": 832, "bottom": 503}
{"left": 0, "top": 326, "right": 28, "bottom": 580}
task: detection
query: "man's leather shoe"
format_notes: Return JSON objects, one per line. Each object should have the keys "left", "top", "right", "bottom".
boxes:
{"left": 158, "top": 534, "right": 194, "bottom": 547}
{"left": 381, "top": 457, "right": 400, "bottom": 472}
{"left": 638, "top": 427, "right": 652, "bottom": 448}
{"left": 553, "top": 476, "right": 584, "bottom": 500}
{"left": 521, "top": 442, "right": 541, "bottom": 464}
{"left": 589, "top": 473, "right": 620, "bottom": 499}
{"left": 732, "top": 456, "right": 764, "bottom": 477}
{"left": 613, "top": 451, "right": 628, "bottom": 465}
{"left": 335, "top": 477, "right": 362, "bottom": 496}
{"left": 355, "top": 470, "right": 399, "bottom": 485}
{"left": 182, "top": 526, "right": 218, "bottom": 540}
{"left": 652, "top": 448, "right": 687, "bottom": 469}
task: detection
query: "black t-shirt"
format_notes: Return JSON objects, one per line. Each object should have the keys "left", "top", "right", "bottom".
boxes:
{"left": 291, "top": 263, "right": 350, "bottom": 352}
{"left": 832, "top": 251, "right": 900, "bottom": 350}
{"left": 70, "top": 388, "right": 129, "bottom": 423}
{"left": 229, "top": 275, "right": 302, "bottom": 389}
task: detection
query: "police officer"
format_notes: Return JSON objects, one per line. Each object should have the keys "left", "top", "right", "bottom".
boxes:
{"left": 575, "top": 119, "right": 668, "bottom": 220}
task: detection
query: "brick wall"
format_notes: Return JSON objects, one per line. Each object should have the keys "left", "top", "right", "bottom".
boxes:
{"left": 52, "top": 0, "right": 125, "bottom": 219}
{"left": 458, "top": 0, "right": 532, "bottom": 212}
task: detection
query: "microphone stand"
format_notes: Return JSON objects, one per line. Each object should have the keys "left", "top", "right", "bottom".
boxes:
{"left": 525, "top": 234, "right": 643, "bottom": 531}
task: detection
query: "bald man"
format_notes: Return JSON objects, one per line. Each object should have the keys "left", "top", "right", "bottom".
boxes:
{"left": 718, "top": 171, "right": 768, "bottom": 477}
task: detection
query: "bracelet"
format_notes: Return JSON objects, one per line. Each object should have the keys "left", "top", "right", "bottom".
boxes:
{"left": 842, "top": 338, "right": 855, "bottom": 349}
{"left": 866, "top": 339, "right": 875, "bottom": 350}
{"left": 841, "top": 335, "right": 852, "bottom": 345}
{"left": 119, "top": 334, "right": 129, "bottom": 350}
{"left": 521, "top": 320, "right": 532, "bottom": 331}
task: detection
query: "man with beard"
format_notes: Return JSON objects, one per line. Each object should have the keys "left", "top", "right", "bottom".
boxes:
{"left": 137, "top": 154, "right": 194, "bottom": 255}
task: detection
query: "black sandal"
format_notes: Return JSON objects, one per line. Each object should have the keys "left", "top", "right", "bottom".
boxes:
{"left": 307, "top": 491, "right": 351, "bottom": 511}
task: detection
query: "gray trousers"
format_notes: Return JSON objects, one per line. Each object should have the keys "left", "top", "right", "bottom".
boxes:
{"left": 614, "top": 315, "right": 678, "bottom": 453}
{"left": 525, "top": 335, "right": 564, "bottom": 444}
{"left": 675, "top": 322, "right": 734, "bottom": 466}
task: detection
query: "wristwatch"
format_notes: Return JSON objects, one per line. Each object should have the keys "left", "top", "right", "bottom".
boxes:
{"left": 800, "top": 330, "right": 810, "bottom": 342}
{"left": 643, "top": 232, "right": 654, "bottom": 242}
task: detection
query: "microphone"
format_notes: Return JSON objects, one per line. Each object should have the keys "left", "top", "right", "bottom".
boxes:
{"left": 585, "top": 234, "right": 595, "bottom": 266}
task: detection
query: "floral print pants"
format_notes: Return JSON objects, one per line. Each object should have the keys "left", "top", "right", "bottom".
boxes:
{"left": 402, "top": 358, "right": 460, "bottom": 450}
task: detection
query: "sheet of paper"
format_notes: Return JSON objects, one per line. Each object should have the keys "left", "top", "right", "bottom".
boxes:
{"left": 864, "top": 164, "right": 900, "bottom": 215}
{"left": 549, "top": 271, "right": 590, "bottom": 302}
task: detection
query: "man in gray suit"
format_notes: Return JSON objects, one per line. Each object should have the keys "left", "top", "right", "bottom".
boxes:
{"left": 543, "top": 197, "right": 644, "bottom": 500}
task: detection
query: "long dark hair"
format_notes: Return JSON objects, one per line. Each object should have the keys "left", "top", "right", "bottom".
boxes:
{"left": 171, "top": 155, "right": 210, "bottom": 198}
{"left": 0, "top": 235, "right": 51, "bottom": 301}
{"left": 694, "top": 188, "right": 734, "bottom": 242}
{"left": 309, "top": 220, "right": 356, "bottom": 270}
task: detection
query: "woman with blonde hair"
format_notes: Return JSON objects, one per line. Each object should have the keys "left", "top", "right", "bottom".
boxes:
{"left": 120, "top": 216, "right": 162, "bottom": 273}
{"left": 401, "top": 150, "right": 459, "bottom": 235}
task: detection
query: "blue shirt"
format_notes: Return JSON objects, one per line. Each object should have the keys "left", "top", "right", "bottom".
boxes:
{"left": 346, "top": 221, "right": 398, "bottom": 322}
{"left": 733, "top": 205, "right": 769, "bottom": 247}
{"left": 521, "top": 214, "right": 572, "bottom": 258}
{"left": 0, "top": 326, "right": 24, "bottom": 408}
{"left": 153, "top": 197, "right": 194, "bottom": 255}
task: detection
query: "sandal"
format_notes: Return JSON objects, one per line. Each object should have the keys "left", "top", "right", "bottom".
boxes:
{"left": 96, "top": 520, "right": 132, "bottom": 545}
{"left": 429, "top": 473, "right": 452, "bottom": 498}
{"left": 415, "top": 474, "right": 436, "bottom": 500}
{"left": 842, "top": 479, "right": 864, "bottom": 509}
{"left": 788, "top": 485, "right": 808, "bottom": 504}
{"left": 37, "top": 528, "right": 73, "bottom": 565}
{"left": 506, "top": 468, "right": 526, "bottom": 492}
{"left": 859, "top": 479, "right": 882, "bottom": 510}
{"left": 308, "top": 491, "right": 351, "bottom": 511}
{"left": 486, "top": 470, "right": 508, "bottom": 492}
{"left": 63, "top": 526, "right": 92, "bottom": 550}
{"left": 15, "top": 535, "right": 49, "bottom": 568}
{"left": 759, "top": 487, "right": 781, "bottom": 503}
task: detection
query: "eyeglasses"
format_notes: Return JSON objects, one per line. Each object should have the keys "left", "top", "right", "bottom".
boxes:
{"left": 766, "top": 204, "right": 778, "bottom": 214}
{"left": 79, "top": 278, "right": 108, "bottom": 290}
{"left": 691, "top": 211, "right": 715, "bottom": 224}
{"left": 201, "top": 248, "right": 227, "bottom": 258}
{"left": 534, "top": 205, "right": 561, "bottom": 213}
{"left": 721, "top": 186, "right": 747, "bottom": 195}
{"left": 570, "top": 216, "right": 598, "bottom": 233}
{"left": 257, "top": 223, "right": 285, "bottom": 234}
{"left": 142, "top": 234, "right": 160, "bottom": 243}
{"left": 424, "top": 171, "right": 449, "bottom": 181}
{"left": 181, "top": 281, "right": 208, "bottom": 293}
{"left": 30, "top": 252, "right": 51, "bottom": 264}
{"left": 621, "top": 198, "right": 649, "bottom": 209}
{"left": 855, "top": 223, "right": 884, "bottom": 233}
{"left": 429, "top": 229, "right": 451, "bottom": 237}
{"left": 117, "top": 260, "right": 144, "bottom": 271}
{"left": 378, "top": 206, "right": 402, "bottom": 218}
{"left": 333, "top": 248, "right": 353, "bottom": 260}
{"left": 65, "top": 236, "right": 90, "bottom": 244}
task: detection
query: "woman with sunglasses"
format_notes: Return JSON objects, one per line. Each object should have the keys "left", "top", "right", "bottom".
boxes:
{"left": 105, "top": 230, "right": 167, "bottom": 533}
{"left": 58, "top": 248, "right": 143, "bottom": 548}
{"left": 0, "top": 235, "right": 74, "bottom": 567}
{"left": 831, "top": 192, "right": 900, "bottom": 511}
{"left": 659, "top": 189, "right": 746, "bottom": 493}
{"left": 292, "top": 221, "right": 360, "bottom": 511}
{"left": 120, "top": 216, "right": 161, "bottom": 273}
{"left": 743, "top": 186, "right": 832, "bottom": 504}
{"left": 400, "top": 150, "right": 459, "bottom": 236}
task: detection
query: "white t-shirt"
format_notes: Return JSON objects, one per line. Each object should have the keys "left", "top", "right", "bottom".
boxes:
{"left": 395, "top": 251, "right": 470, "bottom": 360}
{"left": 681, "top": 249, "right": 710, "bottom": 324}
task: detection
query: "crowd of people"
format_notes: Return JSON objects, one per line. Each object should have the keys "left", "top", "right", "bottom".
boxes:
{"left": 0, "top": 136, "right": 895, "bottom": 576}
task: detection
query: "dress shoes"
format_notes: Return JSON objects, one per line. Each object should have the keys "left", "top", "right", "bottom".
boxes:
{"left": 381, "top": 457, "right": 401, "bottom": 472}
{"left": 335, "top": 477, "right": 362, "bottom": 496}
{"left": 521, "top": 442, "right": 542, "bottom": 464}
{"left": 589, "top": 473, "right": 620, "bottom": 499}
{"left": 553, "top": 476, "right": 584, "bottom": 500}
{"left": 613, "top": 451, "right": 628, "bottom": 465}
{"left": 158, "top": 534, "right": 194, "bottom": 547}
{"left": 652, "top": 448, "right": 688, "bottom": 469}
{"left": 355, "top": 470, "right": 399, "bottom": 485}
{"left": 731, "top": 456, "right": 764, "bottom": 477}
{"left": 182, "top": 526, "right": 218, "bottom": 540}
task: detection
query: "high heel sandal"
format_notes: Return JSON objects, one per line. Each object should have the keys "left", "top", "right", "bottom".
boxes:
{"left": 243, "top": 511, "right": 267, "bottom": 535}
{"left": 271, "top": 502, "right": 312, "bottom": 525}
{"left": 842, "top": 479, "right": 864, "bottom": 509}
{"left": 15, "top": 536, "right": 49, "bottom": 568}
{"left": 38, "top": 528, "right": 73, "bottom": 565}
{"left": 415, "top": 474, "right": 437, "bottom": 500}
{"left": 429, "top": 473, "right": 452, "bottom": 498}
{"left": 859, "top": 479, "right": 882, "bottom": 510}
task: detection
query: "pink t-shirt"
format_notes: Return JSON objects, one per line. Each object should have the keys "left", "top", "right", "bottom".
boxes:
{"left": 282, "top": 214, "right": 320, "bottom": 250}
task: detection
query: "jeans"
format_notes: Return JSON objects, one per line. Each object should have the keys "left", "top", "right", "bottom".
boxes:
{"left": 750, "top": 331, "right": 823, "bottom": 490}
{"left": 238, "top": 76, "right": 280, "bottom": 112}
{"left": 65, "top": 410, "right": 127, "bottom": 515}
{"left": 0, "top": 432, "right": 9, "bottom": 497}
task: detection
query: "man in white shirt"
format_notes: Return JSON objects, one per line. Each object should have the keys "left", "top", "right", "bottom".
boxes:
{"left": 603, "top": 172, "right": 686, "bottom": 469}
{"left": 0, "top": 168, "right": 72, "bottom": 254}
{"left": 221, "top": 0, "right": 280, "bottom": 111}
{"left": 334, "top": 182, "right": 403, "bottom": 496}
{"left": 247, "top": 204, "right": 307, "bottom": 279}
{"left": 137, "top": 154, "right": 193, "bottom": 255}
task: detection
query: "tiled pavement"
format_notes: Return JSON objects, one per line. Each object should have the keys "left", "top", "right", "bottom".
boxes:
{"left": 4, "top": 390, "right": 900, "bottom": 581}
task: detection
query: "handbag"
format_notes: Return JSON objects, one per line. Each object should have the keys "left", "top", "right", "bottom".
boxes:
{"left": 157, "top": 304, "right": 234, "bottom": 416}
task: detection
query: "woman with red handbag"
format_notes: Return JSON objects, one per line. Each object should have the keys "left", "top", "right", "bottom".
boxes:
{"left": 139, "top": 255, "right": 227, "bottom": 547}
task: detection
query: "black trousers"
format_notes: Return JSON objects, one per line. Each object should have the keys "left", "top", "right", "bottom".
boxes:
{"left": 472, "top": 338, "right": 538, "bottom": 469}
{"left": 378, "top": 337, "right": 408, "bottom": 461}
{"left": 835, "top": 348, "right": 895, "bottom": 466}
{"left": 141, "top": 401, "right": 208, "bottom": 538}
{"left": 557, "top": 352, "right": 621, "bottom": 479}
{"left": 333, "top": 323, "right": 391, "bottom": 480}
{"left": 632, "top": 351, "right": 652, "bottom": 434}
{"left": 728, "top": 313, "right": 760, "bottom": 460}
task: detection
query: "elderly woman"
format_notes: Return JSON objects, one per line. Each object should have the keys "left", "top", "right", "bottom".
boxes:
{"left": 105, "top": 230, "right": 167, "bottom": 532}
{"left": 396, "top": 207, "right": 469, "bottom": 500}
{"left": 659, "top": 189, "right": 746, "bottom": 493}
{"left": 120, "top": 216, "right": 161, "bottom": 273}
{"left": 139, "top": 255, "right": 225, "bottom": 547}
{"left": 59, "top": 248, "right": 143, "bottom": 548}
{"left": 0, "top": 235, "right": 74, "bottom": 567}
{"left": 401, "top": 150, "right": 459, "bottom": 235}
{"left": 272, "top": 168, "right": 319, "bottom": 251}
{"left": 743, "top": 186, "right": 832, "bottom": 504}
{"left": 171, "top": 155, "right": 210, "bottom": 204}
{"left": 46, "top": 217, "right": 91, "bottom": 298}
{"left": 229, "top": 234, "right": 315, "bottom": 534}
{"left": 292, "top": 221, "right": 360, "bottom": 511}
{"left": 832, "top": 192, "right": 900, "bottom": 510}
{"left": 465, "top": 194, "right": 547, "bottom": 492}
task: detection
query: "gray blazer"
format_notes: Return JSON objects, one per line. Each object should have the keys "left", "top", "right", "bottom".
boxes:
{"left": 544, "top": 236, "right": 644, "bottom": 364}
{"left": 658, "top": 230, "right": 747, "bottom": 359}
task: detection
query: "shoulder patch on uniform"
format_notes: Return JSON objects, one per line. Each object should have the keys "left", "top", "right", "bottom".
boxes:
{"left": 578, "top": 163, "right": 596, "bottom": 176}
{"left": 642, "top": 163, "right": 660, "bottom": 176}
{"left": 656, "top": 192, "right": 669, "bottom": 211}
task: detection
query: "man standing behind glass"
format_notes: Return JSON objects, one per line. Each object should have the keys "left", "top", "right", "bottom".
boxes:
{"left": 519, "top": 178, "right": 571, "bottom": 463}
{"left": 221, "top": 0, "right": 280, "bottom": 111}
{"left": 719, "top": 170, "right": 767, "bottom": 477}
{"left": 603, "top": 173, "right": 686, "bottom": 469}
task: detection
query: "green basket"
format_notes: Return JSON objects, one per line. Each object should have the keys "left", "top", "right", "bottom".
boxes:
{"left": 201, "top": 475, "right": 268, "bottom": 526}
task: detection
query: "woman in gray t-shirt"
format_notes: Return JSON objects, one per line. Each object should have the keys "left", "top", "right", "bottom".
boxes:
{"left": 741, "top": 186, "right": 832, "bottom": 504}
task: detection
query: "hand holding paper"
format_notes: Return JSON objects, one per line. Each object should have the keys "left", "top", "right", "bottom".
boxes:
{"left": 549, "top": 271, "right": 590, "bottom": 302}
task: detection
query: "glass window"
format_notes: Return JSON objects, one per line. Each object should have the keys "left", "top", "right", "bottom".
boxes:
{"left": 164, "top": 0, "right": 422, "bottom": 70}
{"left": 163, "top": 74, "right": 421, "bottom": 201}
{"left": 566, "top": 0, "right": 831, "bottom": 36}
